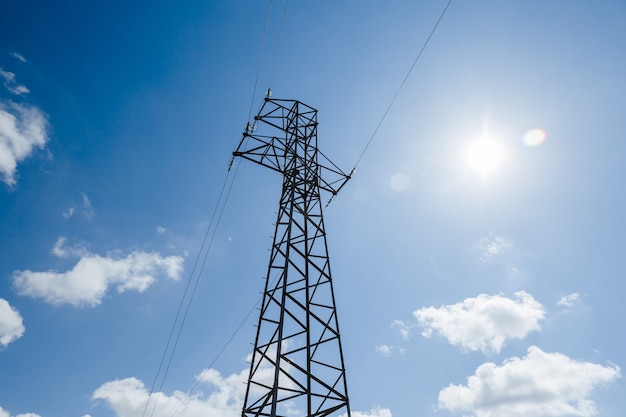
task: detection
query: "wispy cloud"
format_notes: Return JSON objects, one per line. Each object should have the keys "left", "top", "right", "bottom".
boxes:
{"left": 0, "top": 69, "right": 30, "bottom": 96}
{"left": 414, "top": 291, "right": 545, "bottom": 354}
{"left": 11, "top": 52, "right": 27, "bottom": 63}
{"left": 557, "top": 292, "right": 582, "bottom": 308}
{"left": 51, "top": 236, "right": 88, "bottom": 258}
{"left": 438, "top": 346, "right": 621, "bottom": 417}
{"left": 391, "top": 320, "right": 413, "bottom": 340}
{"left": 62, "top": 207, "right": 75, "bottom": 220}
{"left": 475, "top": 232, "right": 514, "bottom": 263}
{"left": 62, "top": 192, "right": 95, "bottom": 220}
{"left": 0, "top": 299, "right": 25, "bottom": 349}
{"left": 0, "top": 100, "right": 49, "bottom": 186}
{"left": 13, "top": 238, "right": 184, "bottom": 307}
{"left": 81, "top": 193, "right": 94, "bottom": 218}
{"left": 375, "top": 344, "right": 404, "bottom": 357}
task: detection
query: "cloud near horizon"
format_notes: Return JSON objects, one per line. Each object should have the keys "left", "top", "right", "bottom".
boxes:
{"left": 12, "top": 238, "right": 184, "bottom": 307}
{"left": 0, "top": 406, "right": 42, "bottom": 417}
{"left": 0, "top": 298, "right": 25, "bottom": 349}
{"left": 92, "top": 366, "right": 390, "bottom": 417}
{"left": 414, "top": 291, "right": 545, "bottom": 354}
{"left": 438, "top": 345, "right": 621, "bottom": 417}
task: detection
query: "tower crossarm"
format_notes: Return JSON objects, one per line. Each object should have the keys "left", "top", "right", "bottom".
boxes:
{"left": 233, "top": 98, "right": 352, "bottom": 197}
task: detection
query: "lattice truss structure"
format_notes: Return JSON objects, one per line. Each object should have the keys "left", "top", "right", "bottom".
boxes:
{"left": 233, "top": 98, "right": 352, "bottom": 417}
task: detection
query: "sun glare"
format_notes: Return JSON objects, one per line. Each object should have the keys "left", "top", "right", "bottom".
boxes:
{"left": 465, "top": 138, "right": 505, "bottom": 177}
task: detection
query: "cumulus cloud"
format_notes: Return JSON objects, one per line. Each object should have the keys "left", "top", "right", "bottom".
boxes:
{"left": 92, "top": 368, "right": 247, "bottom": 417}
{"left": 0, "top": 299, "right": 25, "bottom": 348}
{"left": 438, "top": 346, "right": 621, "bottom": 417}
{"left": 13, "top": 239, "right": 184, "bottom": 307}
{"left": 0, "top": 100, "right": 49, "bottom": 186}
{"left": 414, "top": 291, "right": 545, "bottom": 354}
{"left": 0, "top": 406, "right": 41, "bottom": 417}
{"left": 93, "top": 366, "right": 385, "bottom": 417}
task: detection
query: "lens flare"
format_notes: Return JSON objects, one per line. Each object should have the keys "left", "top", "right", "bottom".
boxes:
{"left": 523, "top": 129, "right": 547, "bottom": 147}
{"left": 390, "top": 173, "right": 410, "bottom": 192}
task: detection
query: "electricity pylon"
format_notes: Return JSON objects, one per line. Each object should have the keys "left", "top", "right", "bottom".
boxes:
{"left": 233, "top": 98, "right": 352, "bottom": 417}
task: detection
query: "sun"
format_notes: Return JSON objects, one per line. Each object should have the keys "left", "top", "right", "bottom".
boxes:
{"left": 464, "top": 138, "right": 505, "bottom": 177}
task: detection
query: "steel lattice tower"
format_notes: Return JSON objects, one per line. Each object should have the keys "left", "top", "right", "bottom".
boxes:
{"left": 233, "top": 98, "right": 352, "bottom": 417}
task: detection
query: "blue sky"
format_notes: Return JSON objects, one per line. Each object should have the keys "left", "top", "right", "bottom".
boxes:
{"left": 1, "top": 1, "right": 625, "bottom": 417}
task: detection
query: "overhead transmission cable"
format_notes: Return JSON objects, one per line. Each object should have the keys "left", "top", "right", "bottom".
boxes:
{"left": 247, "top": 0, "right": 273, "bottom": 124}
{"left": 268, "top": 0, "right": 289, "bottom": 94}
{"left": 142, "top": 160, "right": 240, "bottom": 417}
{"left": 143, "top": 1, "right": 283, "bottom": 416}
{"left": 351, "top": 0, "right": 453, "bottom": 172}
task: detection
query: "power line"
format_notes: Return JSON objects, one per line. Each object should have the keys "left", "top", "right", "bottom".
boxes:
{"left": 141, "top": 159, "right": 240, "bottom": 417}
{"left": 352, "top": 0, "right": 454, "bottom": 172}
{"left": 247, "top": 0, "right": 274, "bottom": 123}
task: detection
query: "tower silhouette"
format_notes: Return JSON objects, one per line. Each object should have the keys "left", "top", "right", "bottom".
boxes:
{"left": 233, "top": 98, "right": 352, "bottom": 417}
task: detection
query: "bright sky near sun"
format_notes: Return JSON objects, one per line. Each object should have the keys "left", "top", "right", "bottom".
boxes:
{"left": 1, "top": 1, "right": 625, "bottom": 417}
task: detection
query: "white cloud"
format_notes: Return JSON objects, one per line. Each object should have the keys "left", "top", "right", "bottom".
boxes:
{"left": 0, "top": 406, "right": 41, "bottom": 417}
{"left": 414, "top": 291, "right": 545, "bottom": 354}
{"left": 375, "top": 344, "right": 404, "bottom": 357}
{"left": 92, "top": 367, "right": 251, "bottom": 417}
{"left": 81, "top": 192, "right": 94, "bottom": 218}
{"left": 13, "top": 240, "right": 184, "bottom": 307}
{"left": 0, "top": 299, "right": 25, "bottom": 348}
{"left": 12, "top": 52, "right": 27, "bottom": 63}
{"left": 94, "top": 366, "right": 382, "bottom": 417}
{"left": 438, "top": 346, "right": 621, "bottom": 417}
{"left": 0, "top": 69, "right": 29, "bottom": 95}
{"left": 376, "top": 344, "right": 392, "bottom": 357}
{"left": 558, "top": 292, "right": 581, "bottom": 307}
{"left": 156, "top": 226, "right": 167, "bottom": 235}
{"left": 391, "top": 319, "right": 412, "bottom": 340}
{"left": 0, "top": 100, "right": 49, "bottom": 186}
{"left": 475, "top": 232, "right": 514, "bottom": 263}
{"left": 51, "top": 236, "right": 89, "bottom": 258}
{"left": 342, "top": 406, "right": 392, "bottom": 417}
{"left": 62, "top": 207, "right": 75, "bottom": 220}
{"left": 62, "top": 192, "right": 95, "bottom": 219}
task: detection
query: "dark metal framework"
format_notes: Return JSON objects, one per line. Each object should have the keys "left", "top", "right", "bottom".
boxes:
{"left": 233, "top": 98, "right": 352, "bottom": 417}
